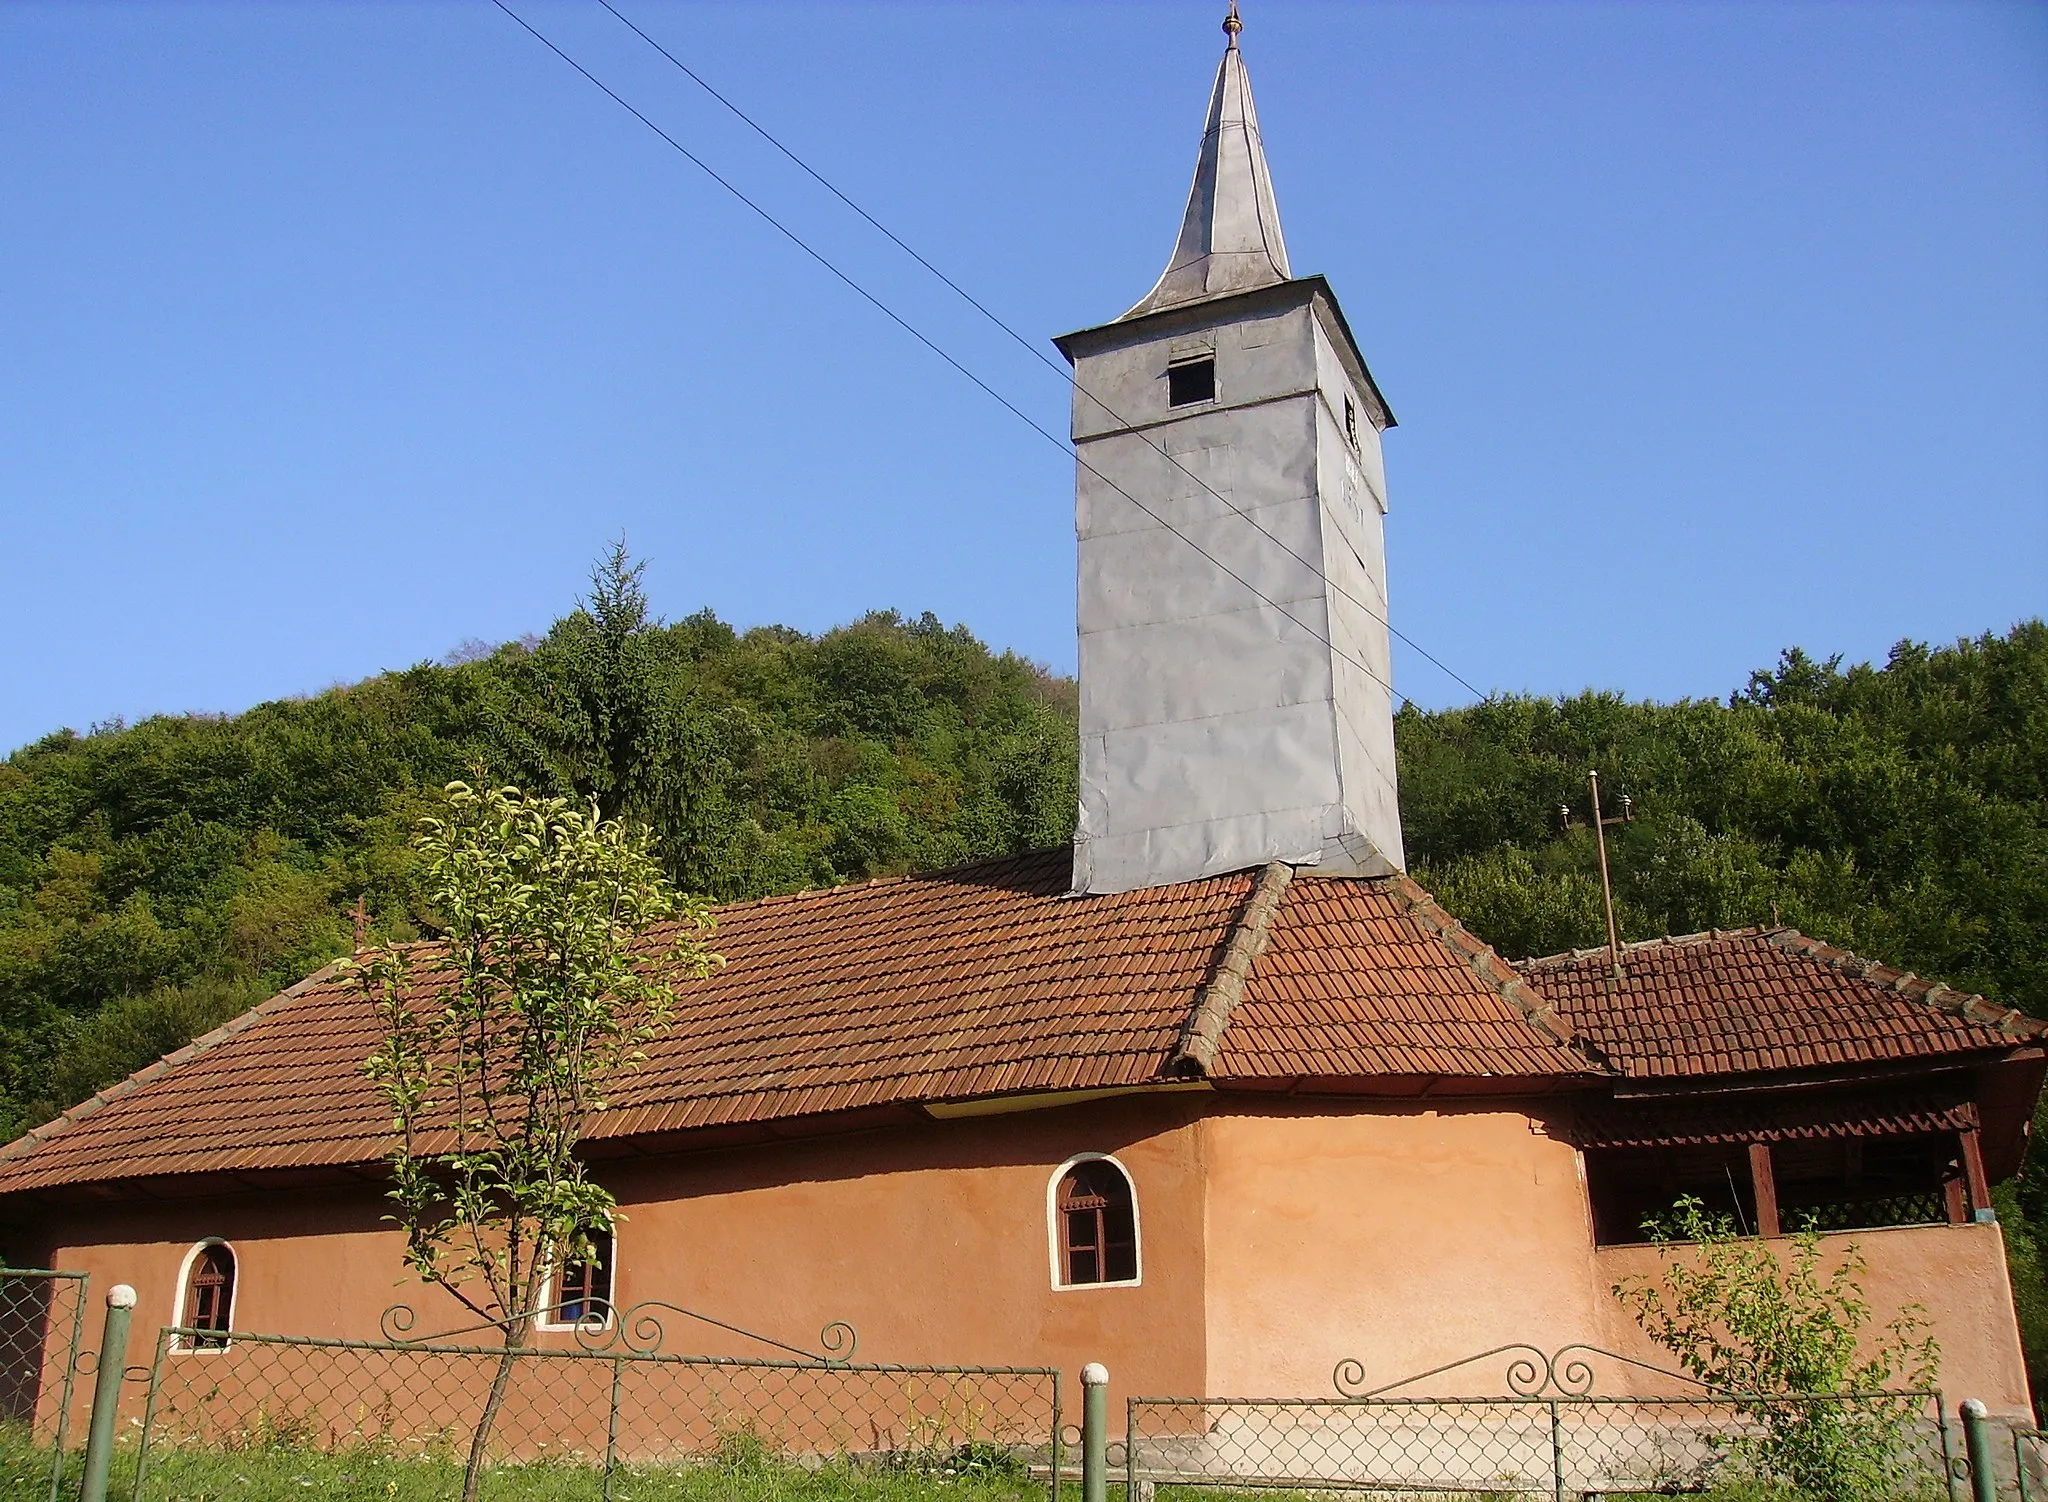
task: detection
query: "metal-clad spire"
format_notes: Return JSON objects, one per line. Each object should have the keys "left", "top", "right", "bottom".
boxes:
{"left": 1122, "top": 4, "right": 1292, "bottom": 320}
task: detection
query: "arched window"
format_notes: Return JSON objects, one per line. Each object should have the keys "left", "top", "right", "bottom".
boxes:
{"left": 178, "top": 1242, "right": 235, "bottom": 1349}
{"left": 1052, "top": 1157, "right": 1139, "bottom": 1288}
{"left": 538, "top": 1227, "right": 614, "bottom": 1329}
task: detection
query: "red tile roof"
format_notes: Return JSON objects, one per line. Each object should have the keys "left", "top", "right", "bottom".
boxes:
{"left": 5, "top": 865, "right": 2037, "bottom": 1202}
{"left": 1522, "top": 927, "right": 2045, "bottom": 1080}
{"left": 0, "top": 853, "right": 1588, "bottom": 1198}
{"left": 1213, "top": 875, "right": 1585, "bottom": 1080}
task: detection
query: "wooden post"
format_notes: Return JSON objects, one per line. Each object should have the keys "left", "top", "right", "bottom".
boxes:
{"left": 1748, "top": 1142, "right": 1781, "bottom": 1238}
{"left": 1945, "top": 1171, "right": 1969, "bottom": 1226}
{"left": 1961, "top": 1127, "right": 1995, "bottom": 1221}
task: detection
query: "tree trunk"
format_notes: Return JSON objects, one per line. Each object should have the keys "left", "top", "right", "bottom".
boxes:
{"left": 464, "top": 1326, "right": 526, "bottom": 1502}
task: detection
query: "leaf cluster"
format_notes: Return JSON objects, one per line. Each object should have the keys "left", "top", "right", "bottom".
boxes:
{"left": 1401, "top": 621, "right": 2048, "bottom": 1023}
{"left": 1614, "top": 1198, "right": 1940, "bottom": 1500}
{"left": 345, "top": 783, "right": 715, "bottom": 1335}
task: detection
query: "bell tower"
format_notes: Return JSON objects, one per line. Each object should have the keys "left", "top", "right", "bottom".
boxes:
{"left": 1056, "top": 5, "right": 1403, "bottom": 896}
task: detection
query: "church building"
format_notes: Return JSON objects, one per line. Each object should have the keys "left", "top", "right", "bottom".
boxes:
{"left": 1, "top": 8, "right": 2038, "bottom": 1433}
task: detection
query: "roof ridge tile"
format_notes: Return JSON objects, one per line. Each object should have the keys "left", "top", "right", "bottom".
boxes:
{"left": 1522, "top": 926, "right": 1777, "bottom": 968}
{"left": 1169, "top": 861, "right": 1293, "bottom": 1077}
{"left": 1759, "top": 927, "right": 2047, "bottom": 1037}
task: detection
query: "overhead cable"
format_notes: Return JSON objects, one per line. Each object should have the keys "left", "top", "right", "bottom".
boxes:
{"left": 490, "top": 0, "right": 1418, "bottom": 706}
{"left": 592, "top": 0, "right": 1488, "bottom": 704}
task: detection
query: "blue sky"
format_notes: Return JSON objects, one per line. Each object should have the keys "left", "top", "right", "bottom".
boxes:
{"left": 2, "top": 0, "right": 2043, "bottom": 753}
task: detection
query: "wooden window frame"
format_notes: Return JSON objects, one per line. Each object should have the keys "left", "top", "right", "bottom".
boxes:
{"left": 535, "top": 1226, "right": 616, "bottom": 1331}
{"left": 172, "top": 1239, "right": 236, "bottom": 1353}
{"left": 1047, "top": 1153, "right": 1142, "bottom": 1292}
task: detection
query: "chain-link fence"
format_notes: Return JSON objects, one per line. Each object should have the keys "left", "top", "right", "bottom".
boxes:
{"left": 0, "top": 1268, "right": 89, "bottom": 1502}
{"left": 129, "top": 1326, "right": 1062, "bottom": 1500}
{"left": 2016, "top": 1425, "right": 2046, "bottom": 1500}
{"left": 1127, "top": 1390, "right": 1958, "bottom": 1499}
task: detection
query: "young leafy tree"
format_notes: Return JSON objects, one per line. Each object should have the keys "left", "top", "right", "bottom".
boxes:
{"left": 1613, "top": 1198, "right": 1940, "bottom": 1500}
{"left": 343, "top": 782, "right": 716, "bottom": 1502}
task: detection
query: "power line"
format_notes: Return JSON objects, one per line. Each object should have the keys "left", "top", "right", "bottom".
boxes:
{"left": 490, "top": 0, "right": 1412, "bottom": 706}
{"left": 592, "top": 0, "right": 1488, "bottom": 704}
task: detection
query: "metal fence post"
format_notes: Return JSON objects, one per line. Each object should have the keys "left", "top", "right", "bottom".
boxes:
{"left": 126, "top": 1329, "right": 168, "bottom": 1502}
{"left": 1125, "top": 1395, "right": 1138, "bottom": 1502}
{"left": 1964, "top": 1399, "right": 1997, "bottom": 1502}
{"left": 1047, "top": 1370, "right": 1062, "bottom": 1502}
{"left": 77, "top": 1285, "right": 134, "bottom": 1502}
{"left": 1081, "top": 1363, "right": 1108, "bottom": 1502}
{"left": 48, "top": 1273, "right": 90, "bottom": 1502}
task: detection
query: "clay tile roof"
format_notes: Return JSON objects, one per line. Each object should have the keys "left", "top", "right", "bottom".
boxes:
{"left": 1521, "top": 927, "right": 2047, "bottom": 1081}
{"left": 0, "top": 851, "right": 1590, "bottom": 1198}
{"left": 1210, "top": 873, "right": 1594, "bottom": 1081}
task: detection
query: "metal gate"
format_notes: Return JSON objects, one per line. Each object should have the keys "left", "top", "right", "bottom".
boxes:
{"left": 1126, "top": 1343, "right": 1956, "bottom": 1499}
{"left": 0, "top": 1267, "right": 90, "bottom": 1502}
{"left": 129, "top": 1298, "right": 1064, "bottom": 1500}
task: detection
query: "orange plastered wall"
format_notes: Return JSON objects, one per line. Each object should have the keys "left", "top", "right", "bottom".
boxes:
{"left": 29, "top": 1094, "right": 1211, "bottom": 1439}
{"left": 1198, "top": 1099, "right": 1610, "bottom": 1396}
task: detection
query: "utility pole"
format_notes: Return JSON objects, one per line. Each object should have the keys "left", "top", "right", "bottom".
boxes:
{"left": 1561, "top": 771, "right": 1632, "bottom": 982}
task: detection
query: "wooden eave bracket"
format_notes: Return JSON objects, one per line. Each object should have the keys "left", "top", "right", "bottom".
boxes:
{"left": 1169, "top": 862, "right": 1294, "bottom": 1078}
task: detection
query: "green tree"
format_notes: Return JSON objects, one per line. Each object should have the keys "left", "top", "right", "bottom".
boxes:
{"left": 343, "top": 783, "right": 717, "bottom": 1502}
{"left": 503, "top": 537, "right": 669, "bottom": 822}
{"left": 0, "top": 558, "right": 1081, "bottom": 1136}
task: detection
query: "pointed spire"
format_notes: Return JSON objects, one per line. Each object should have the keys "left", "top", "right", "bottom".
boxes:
{"left": 1122, "top": 4, "right": 1292, "bottom": 320}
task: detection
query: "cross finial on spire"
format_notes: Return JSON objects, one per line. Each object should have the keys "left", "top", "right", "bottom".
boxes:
{"left": 1223, "top": 1, "right": 1242, "bottom": 47}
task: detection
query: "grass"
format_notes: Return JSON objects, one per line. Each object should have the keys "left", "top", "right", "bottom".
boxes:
{"left": 0, "top": 1428, "right": 1114, "bottom": 1502}
{"left": 0, "top": 1428, "right": 1947, "bottom": 1502}
{"left": 6, "top": 1443, "right": 1035, "bottom": 1501}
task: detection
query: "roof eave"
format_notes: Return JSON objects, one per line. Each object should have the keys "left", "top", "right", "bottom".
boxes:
{"left": 1053, "top": 275, "right": 1395, "bottom": 430}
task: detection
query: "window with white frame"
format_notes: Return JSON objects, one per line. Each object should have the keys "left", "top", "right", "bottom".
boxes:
{"left": 1050, "top": 1156, "right": 1140, "bottom": 1288}
{"left": 176, "top": 1240, "right": 235, "bottom": 1350}
{"left": 537, "top": 1226, "right": 614, "bottom": 1329}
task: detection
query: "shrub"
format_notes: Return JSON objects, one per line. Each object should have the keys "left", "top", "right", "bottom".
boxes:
{"left": 1613, "top": 1197, "right": 1941, "bottom": 1501}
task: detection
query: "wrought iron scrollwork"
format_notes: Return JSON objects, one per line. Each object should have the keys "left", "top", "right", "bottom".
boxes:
{"left": 818, "top": 1320, "right": 857, "bottom": 1362}
{"left": 377, "top": 1301, "right": 560, "bottom": 1346}
{"left": 573, "top": 1299, "right": 858, "bottom": 1365}
{"left": 1333, "top": 1341, "right": 1719, "bottom": 1400}
{"left": 376, "top": 1297, "right": 857, "bottom": 1363}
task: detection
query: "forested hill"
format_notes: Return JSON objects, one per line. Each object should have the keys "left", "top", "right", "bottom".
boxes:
{"left": 0, "top": 553, "right": 1080, "bottom": 1139}
{"left": 1, "top": 551, "right": 2041, "bottom": 1150}
{"left": 1403, "top": 620, "right": 2047, "bottom": 1019}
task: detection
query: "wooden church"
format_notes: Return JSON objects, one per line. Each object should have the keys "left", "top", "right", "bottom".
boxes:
{"left": 1, "top": 7, "right": 2038, "bottom": 1427}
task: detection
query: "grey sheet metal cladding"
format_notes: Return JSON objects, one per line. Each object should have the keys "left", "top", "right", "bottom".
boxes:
{"left": 1056, "top": 20, "right": 1403, "bottom": 896}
